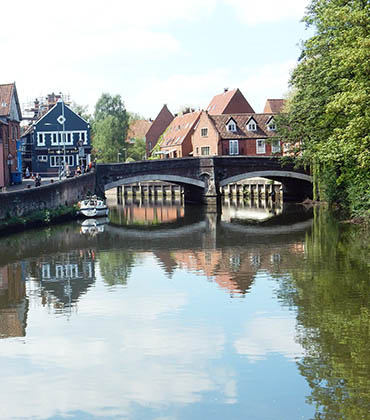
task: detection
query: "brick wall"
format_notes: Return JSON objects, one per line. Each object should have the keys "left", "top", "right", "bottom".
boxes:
{"left": 0, "top": 173, "right": 96, "bottom": 220}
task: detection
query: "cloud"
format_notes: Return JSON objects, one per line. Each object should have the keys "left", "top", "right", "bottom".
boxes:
{"left": 0, "top": 284, "right": 228, "bottom": 419}
{"left": 234, "top": 316, "right": 303, "bottom": 361}
{"left": 224, "top": 0, "right": 310, "bottom": 25}
{"left": 131, "top": 68, "right": 231, "bottom": 117}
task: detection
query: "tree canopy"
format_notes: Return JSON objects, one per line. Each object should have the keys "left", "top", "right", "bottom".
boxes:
{"left": 277, "top": 0, "right": 370, "bottom": 216}
{"left": 91, "top": 93, "right": 129, "bottom": 163}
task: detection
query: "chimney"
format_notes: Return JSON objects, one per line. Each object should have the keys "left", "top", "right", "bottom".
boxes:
{"left": 224, "top": 87, "right": 229, "bottom": 93}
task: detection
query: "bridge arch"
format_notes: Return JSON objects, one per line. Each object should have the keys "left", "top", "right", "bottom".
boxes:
{"left": 219, "top": 170, "right": 312, "bottom": 187}
{"left": 103, "top": 174, "right": 205, "bottom": 191}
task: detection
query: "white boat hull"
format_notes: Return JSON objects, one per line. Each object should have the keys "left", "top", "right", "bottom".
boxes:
{"left": 78, "top": 196, "right": 109, "bottom": 218}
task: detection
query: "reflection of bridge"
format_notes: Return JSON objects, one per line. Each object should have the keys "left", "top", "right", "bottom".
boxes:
{"left": 0, "top": 210, "right": 313, "bottom": 267}
{"left": 96, "top": 157, "right": 312, "bottom": 204}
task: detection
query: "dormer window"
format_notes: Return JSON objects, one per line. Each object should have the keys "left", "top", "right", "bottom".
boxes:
{"left": 227, "top": 119, "right": 237, "bottom": 132}
{"left": 267, "top": 118, "right": 276, "bottom": 131}
{"left": 247, "top": 118, "right": 257, "bottom": 131}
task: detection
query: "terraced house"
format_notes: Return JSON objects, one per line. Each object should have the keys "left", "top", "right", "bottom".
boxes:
{"left": 0, "top": 83, "right": 22, "bottom": 189}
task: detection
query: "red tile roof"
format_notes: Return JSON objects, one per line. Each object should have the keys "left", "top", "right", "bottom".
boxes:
{"left": 146, "top": 104, "right": 174, "bottom": 152}
{"left": 263, "top": 99, "right": 286, "bottom": 113}
{"left": 161, "top": 110, "right": 201, "bottom": 148}
{"left": 209, "top": 113, "right": 277, "bottom": 139}
{"left": 0, "top": 83, "right": 22, "bottom": 120}
{"left": 127, "top": 119, "right": 152, "bottom": 141}
{"left": 0, "top": 83, "right": 14, "bottom": 117}
{"left": 207, "top": 88, "right": 255, "bottom": 115}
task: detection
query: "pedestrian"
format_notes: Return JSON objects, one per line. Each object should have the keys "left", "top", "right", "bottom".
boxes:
{"left": 76, "top": 166, "right": 81, "bottom": 175}
{"left": 25, "top": 167, "right": 30, "bottom": 178}
{"left": 35, "top": 173, "right": 41, "bottom": 187}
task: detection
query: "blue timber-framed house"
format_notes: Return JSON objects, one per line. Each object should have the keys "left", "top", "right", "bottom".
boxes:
{"left": 22, "top": 99, "right": 91, "bottom": 176}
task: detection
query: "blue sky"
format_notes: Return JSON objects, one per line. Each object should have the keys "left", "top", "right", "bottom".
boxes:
{"left": 3, "top": 0, "right": 312, "bottom": 119}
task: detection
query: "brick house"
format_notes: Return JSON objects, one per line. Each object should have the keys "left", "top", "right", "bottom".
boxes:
{"left": 192, "top": 111, "right": 282, "bottom": 157}
{"left": 145, "top": 104, "right": 174, "bottom": 157}
{"left": 263, "top": 99, "right": 286, "bottom": 113}
{"left": 207, "top": 88, "right": 255, "bottom": 115}
{"left": 0, "top": 83, "right": 22, "bottom": 189}
{"left": 159, "top": 110, "right": 201, "bottom": 158}
{"left": 126, "top": 119, "right": 152, "bottom": 144}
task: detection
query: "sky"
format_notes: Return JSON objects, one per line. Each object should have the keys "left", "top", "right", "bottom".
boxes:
{"left": 2, "top": 0, "right": 312, "bottom": 119}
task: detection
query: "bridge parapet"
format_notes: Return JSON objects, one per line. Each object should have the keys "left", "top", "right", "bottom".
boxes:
{"left": 96, "top": 157, "right": 312, "bottom": 204}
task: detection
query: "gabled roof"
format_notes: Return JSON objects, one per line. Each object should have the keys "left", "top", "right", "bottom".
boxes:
{"left": 263, "top": 99, "right": 286, "bottom": 113}
{"left": 0, "top": 83, "right": 22, "bottom": 120}
{"left": 210, "top": 114, "right": 278, "bottom": 139}
{"left": 127, "top": 119, "right": 152, "bottom": 141}
{"left": 207, "top": 88, "right": 255, "bottom": 115}
{"left": 161, "top": 111, "right": 201, "bottom": 148}
{"left": 146, "top": 104, "right": 174, "bottom": 143}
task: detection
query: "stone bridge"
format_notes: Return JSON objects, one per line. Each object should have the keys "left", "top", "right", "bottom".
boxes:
{"left": 96, "top": 156, "right": 312, "bottom": 204}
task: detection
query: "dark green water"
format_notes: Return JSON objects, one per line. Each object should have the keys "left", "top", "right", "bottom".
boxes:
{"left": 0, "top": 199, "right": 368, "bottom": 420}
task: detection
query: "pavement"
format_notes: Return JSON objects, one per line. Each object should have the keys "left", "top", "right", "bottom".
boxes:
{"left": 1, "top": 177, "right": 60, "bottom": 193}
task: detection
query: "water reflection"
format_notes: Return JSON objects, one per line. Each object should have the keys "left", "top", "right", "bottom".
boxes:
{"left": 0, "top": 264, "right": 27, "bottom": 338}
{"left": 0, "top": 201, "right": 368, "bottom": 419}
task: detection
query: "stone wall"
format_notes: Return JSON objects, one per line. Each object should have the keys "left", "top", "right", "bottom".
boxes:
{"left": 0, "top": 173, "right": 96, "bottom": 220}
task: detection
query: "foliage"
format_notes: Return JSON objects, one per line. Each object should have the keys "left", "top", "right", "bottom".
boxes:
{"left": 277, "top": 0, "right": 370, "bottom": 216}
{"left": 98, "top": 250, "right": 136, "bottom": 286}
{"left": 0, "top": 205, "right": 78, "bottom": 235}
{"left": 91, "top": 93, "right": 129, "bottom": 163}
{"left": 276, "top": 208, "right": 370, "bottom": 419}
{"left": 126, "top": 138, "right": 146, "bottom": 161}
{"left": 70, "top": 102, "right": 92, "bottom": 122}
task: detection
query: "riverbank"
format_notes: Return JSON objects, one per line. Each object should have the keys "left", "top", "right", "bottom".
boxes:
{"left": 0, "top": 205, "right": 79, "bottom": 237}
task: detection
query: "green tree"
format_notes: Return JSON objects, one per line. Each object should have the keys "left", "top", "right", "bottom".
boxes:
{"left": 70, "top": 102, "right": 92, "bottom": 122}
{"left": 275, "top": 208, "right": 370, "bottom": 419}
{"left": 92, "top": 93, "right": 129, "bottom": 162}
{"left": 277, "top": 0, "right": 370, "bottom": 216}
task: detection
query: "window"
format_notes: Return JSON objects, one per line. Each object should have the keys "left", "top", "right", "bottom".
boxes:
{"left": 227, "top": 122, "right": 236, "bottom": 132}
{"left": 37, "top": 155, "right": 48, "bottom": 162}
{"left": 201, "top": 127, "right": 208, "bottom": 137}
{"left": 256, "top": 139, "right": 266, "bottom": 154}
{"left": 271, "top": 140, "right": 281, "bottom": 153}
{"left": 248, "top": 122, "right": 257, "bottom": 131}
{"left": 229, "top": 140, "right": 239, "bottom": 155}
{"left": 283, "top": 143, "right": 291, "bottom": 153}
{"left": 201, "top": 146, "right": 210, "bottom": 156}
{"left": 37, "top": 132, "right": 45, "bottom": 146}
{"left": 51, "top": 132, "right": 58, "bottom": 146}
{"left": 50, "top": 155, "right": 74, "bottom": 167}
{"left": 268, "top": 122, "right": 276, "bottom": 131}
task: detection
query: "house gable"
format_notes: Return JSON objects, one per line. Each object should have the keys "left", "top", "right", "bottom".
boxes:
{"left": 207, "top": 88, "right": 255, "bottom": 115}
{"left": 263, "top": 99, "right": 286, "bottom": 113}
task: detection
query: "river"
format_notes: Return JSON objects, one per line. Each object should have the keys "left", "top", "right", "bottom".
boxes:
{"left": 0, "top": 194, "right": 369, "bottom": 420}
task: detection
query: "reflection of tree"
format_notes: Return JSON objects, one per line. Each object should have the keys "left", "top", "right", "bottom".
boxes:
{"left": 98, "top": 250, "right": 136, "bottom": 286}
{"left": 276, "top": 209, "right": 370, "bottom": 419}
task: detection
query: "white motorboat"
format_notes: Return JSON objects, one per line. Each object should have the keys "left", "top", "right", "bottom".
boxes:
{"left": 80, "top": 217, "right": 109, "bottom": 235}
{"left": 78, "top": 195, "right": 109, "bottom": 218}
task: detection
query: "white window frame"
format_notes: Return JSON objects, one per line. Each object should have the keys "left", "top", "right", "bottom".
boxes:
{"left": 271, "top": 140, "right": 281, "bottom": 153}
{"left": 201, "top": 146, "right": 210, "bottom": 156}
{"left": 201, "top": 127, "right": 208, "bottom": 137}
{"left": 50, "top": 155, "right": 74, "bottom": 167}
{"left": 229, "top": 140, "right": 239, "bottom": 155}
{"left": 248, "top": 122, "right": 257, "bottom": 131}
{"left": 37, "top": 155, "right": 48, "bottom": 162}
{"left": 227, "top": 122, "right": 236, "bottom": 132}
{"left": 256, "top": 139, "right": 266, "bottom": 154}
{"left": 268, "top": 122, "right": 276, "bottom": 131}
{"left": 37, "top": 132, "right": 45, "bottom": 146}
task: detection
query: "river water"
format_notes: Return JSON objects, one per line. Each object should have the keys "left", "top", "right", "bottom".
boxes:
{"left": 0, "top": 194, "right": 369, "bottom": 420}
